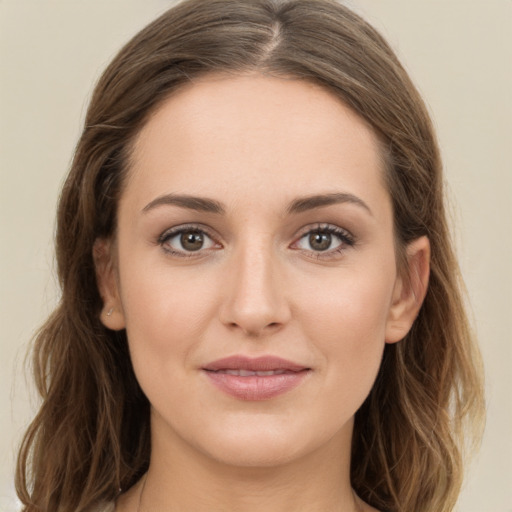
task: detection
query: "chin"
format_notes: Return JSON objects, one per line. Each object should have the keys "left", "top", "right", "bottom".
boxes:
{"left": 184, "top": 413, "right": 351, "bottom": 470}
{"left": 207, "top": 435, "right": 304, "bottom": 468}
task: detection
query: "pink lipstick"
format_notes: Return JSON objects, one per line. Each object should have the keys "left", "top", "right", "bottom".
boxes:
{"left": 202, "top": 355, "right": 310, "bottom": 401}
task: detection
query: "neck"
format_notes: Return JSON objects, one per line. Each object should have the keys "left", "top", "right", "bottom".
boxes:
{"left": 130, "top": 416, "right": 363, "bottom": 512}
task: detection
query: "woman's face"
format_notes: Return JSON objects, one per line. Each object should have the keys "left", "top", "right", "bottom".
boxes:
{"left": 99, "top": 74, "right": 426, "bottom": 468}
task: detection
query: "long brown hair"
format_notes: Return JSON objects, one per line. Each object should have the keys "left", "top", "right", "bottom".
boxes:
{"left": 16, "top": 1, "right": 485, "bottom": 511}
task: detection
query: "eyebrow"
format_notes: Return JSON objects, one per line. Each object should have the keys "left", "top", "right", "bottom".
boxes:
{"left": 286, "top": 192, "right": 372, "bottom": 216}
{"left": 142, "top": 194, "right": 225, "bottom": 214}
{"left": 142, "top": 191, "right": 372, "bottom": 216}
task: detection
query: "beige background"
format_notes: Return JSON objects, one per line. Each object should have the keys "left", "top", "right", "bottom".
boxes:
{"left": 1, "top": 1, "right": 510, "bottom": 510}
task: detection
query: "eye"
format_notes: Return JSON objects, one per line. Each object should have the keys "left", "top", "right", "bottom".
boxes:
{"left": 158, "top": 226, "right": 219, "bottom": 256}
{"left": 302, "top": 231, "right": 338, "bottom": 252}
{"left": 292, "top": 224, "right": 355, "bottom": 256}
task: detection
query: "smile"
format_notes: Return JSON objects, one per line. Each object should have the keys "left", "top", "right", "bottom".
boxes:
{"left": 211, "top": 369, "right": 291, "bottom": 376}
{"left": 202, "top": 355, "right": 311, "bottom": 400}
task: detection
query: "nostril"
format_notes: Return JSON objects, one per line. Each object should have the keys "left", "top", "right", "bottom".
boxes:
{"left": 225, "top": 320, "right": 284, "bottom": 337}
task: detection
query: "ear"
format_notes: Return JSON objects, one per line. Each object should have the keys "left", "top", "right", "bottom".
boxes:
{"left": 385, "top": 236, "right": 430, "bottom": 344}
{"left": 93, "top": 238, "right": 126, "bottom": 331}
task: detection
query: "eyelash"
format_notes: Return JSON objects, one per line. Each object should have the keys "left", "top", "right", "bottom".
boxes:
{"left": 157, "top": 223, "right": 355, "bottom": 260}
{"left": 292, "top": 223, "right": 355, "bottom": 260}
{"left": 158, "top": 224, "right": 220, "bottom": 258}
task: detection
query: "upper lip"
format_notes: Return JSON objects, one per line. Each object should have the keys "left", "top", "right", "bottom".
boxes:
{"left": 203, "top": 355, "right": 309, "bottom": 372}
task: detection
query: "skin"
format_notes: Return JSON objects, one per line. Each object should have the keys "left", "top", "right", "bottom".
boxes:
{"left": 96, "top": 74, "right": 430, "bottom": 512}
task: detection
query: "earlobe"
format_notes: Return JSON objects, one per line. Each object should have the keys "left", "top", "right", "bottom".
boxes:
{"left": 385, "top": 236, "right": 430, "bottom": 344}
{"left": 93, "top": 238, "right": 126, "bottom": 331}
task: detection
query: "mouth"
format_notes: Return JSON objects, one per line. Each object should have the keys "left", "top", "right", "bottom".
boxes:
{"left": 207, "top": 369, "right": 297, "bottom": 376}
{"left": 203, "top": 355, "right": 309, "bottom": 372}
{"left": 202, "top": 355, "right": 311, "bottom": 401}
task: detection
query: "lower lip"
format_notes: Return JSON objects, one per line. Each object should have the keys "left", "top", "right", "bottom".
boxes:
{"left": 203, "top": 370, "right": 310, "bottom": 400}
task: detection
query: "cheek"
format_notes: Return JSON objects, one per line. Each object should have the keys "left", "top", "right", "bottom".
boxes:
{"left": 117, "top": 263, "right": 219, "bottom": 381}
{"left": 297, "top": 265, "right": 395, "bottom": 394}
{"left": 300, "top": 265, "right": 394, "bottom": 341}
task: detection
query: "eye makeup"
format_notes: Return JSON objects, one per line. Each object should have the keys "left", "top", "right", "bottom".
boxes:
{"left": 156, "top": 221, "right": 356, "bottom": 262}
{"left": 290, "top": 223, "right": 356, "bottom": 261}
{"left": 157, "top": 223, "right": 222, "bottom": 258}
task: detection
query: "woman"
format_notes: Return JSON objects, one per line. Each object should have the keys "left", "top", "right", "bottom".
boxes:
{"left": 15, "top": 0, "right": 485, "bottom": 511}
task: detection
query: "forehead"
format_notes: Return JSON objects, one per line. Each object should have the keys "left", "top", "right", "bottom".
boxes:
{"left": 124, "top": 73, "right": 390, "bottom": 217}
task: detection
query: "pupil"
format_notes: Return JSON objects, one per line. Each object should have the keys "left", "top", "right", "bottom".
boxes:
{"left": 309, "top": 232, "right": 331, "bottom": 251}
{"left": 181, "top": 231, "right": 204, "bottom": 251}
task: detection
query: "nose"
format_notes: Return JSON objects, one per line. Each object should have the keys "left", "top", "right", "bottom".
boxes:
{"left": 219, "top": 241, "right": 291, "bottom": 337}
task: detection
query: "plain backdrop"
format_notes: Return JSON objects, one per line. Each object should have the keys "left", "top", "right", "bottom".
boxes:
{"left": 1, "top": 1, "right": 511, "bottom": 511}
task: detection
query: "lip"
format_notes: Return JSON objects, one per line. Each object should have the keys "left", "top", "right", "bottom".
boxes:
{"left": 202, "top": 355, "right": 311, "bottom": 401}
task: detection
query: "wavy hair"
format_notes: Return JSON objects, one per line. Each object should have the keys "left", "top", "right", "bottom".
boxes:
{"left": 16, "top": 1, "right": 485, "bottom": 511}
